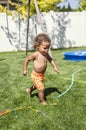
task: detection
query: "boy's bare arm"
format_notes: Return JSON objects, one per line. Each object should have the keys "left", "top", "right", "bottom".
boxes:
{"left": 47, "top": 54, "right": 59, "bottom": 74}
{"left": 23, "top": 52, "right": 37, "bottom": 76}
{"left": 23, "top": 57, "right": 29, "bottom": 76}
{"left": 50, "top": 59, "right": 60, "bottom": 74}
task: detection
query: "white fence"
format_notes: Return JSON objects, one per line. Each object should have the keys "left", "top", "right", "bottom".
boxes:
{"left": 0, "top": 11, "right": 86, "bottom": 52}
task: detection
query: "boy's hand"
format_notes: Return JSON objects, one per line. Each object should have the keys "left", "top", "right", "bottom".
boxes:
{"left": 54, "top": 67, "right": 60, "bottom": 74}
{"left": 23, "top": 70, "right": 27, "bottom": 76}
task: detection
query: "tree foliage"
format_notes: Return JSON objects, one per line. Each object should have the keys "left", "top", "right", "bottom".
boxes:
{"left": 17, "top": 0, "right": 64, "bottom": 17}
{"left": 34, "top": 0, "right": 63, "bottom": 12}
{"left": 80, "top": 0, "right": 86, "bottom": 10}
{"left": 0, "top": 0, "right": 64, "bottom": 19}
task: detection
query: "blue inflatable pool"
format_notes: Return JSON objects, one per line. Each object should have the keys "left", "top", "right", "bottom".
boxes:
{"left": 63, "top": 50, "right": 86, "bottom": 61}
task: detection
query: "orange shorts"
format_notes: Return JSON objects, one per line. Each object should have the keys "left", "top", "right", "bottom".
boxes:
{"left": 31, "top": 70, "right": 44, "bottom": 91}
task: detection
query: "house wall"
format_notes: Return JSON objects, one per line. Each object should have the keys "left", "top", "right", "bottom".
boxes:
{"left": 0, "top": 11, "right": 86, "bottom": 52}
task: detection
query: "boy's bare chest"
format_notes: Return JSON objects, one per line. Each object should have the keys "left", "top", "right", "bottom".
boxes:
{"left": 37, "top": 54, "right": 47, "bottom": 62}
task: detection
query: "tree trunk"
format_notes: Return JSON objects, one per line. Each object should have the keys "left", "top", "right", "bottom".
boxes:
{"left": 33, "top": 0, "right": 45, "bottom": 32}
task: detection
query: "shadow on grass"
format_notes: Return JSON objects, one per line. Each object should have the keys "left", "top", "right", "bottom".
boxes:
{"left": 31, "top": 87, "right": 61, "bottom": 100}
{"left": 45, "top": 87, "right": 61, "bottom": 96}
{"left": 0, "top": 59, "right": 6, "bottom": 61}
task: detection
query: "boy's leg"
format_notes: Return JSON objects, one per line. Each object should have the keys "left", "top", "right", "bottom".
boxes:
{"left": 26, "top": 85, "right": 36, "bottom": 96}
{"left": 38, "top": 89, "right": 47, "bottom": 105}
{"left": 31, "top": 71, "right": 46, "bottom": 104}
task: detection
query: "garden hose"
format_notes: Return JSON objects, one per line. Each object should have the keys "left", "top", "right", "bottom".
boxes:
{"left": 0, "top": 103, "right": 57, "bottom": 117}
{"left": 54, "top": 67, "right": 86, "bottom": 99}
{"left": 0, "top": 106, "right": 33, "bottom": 117}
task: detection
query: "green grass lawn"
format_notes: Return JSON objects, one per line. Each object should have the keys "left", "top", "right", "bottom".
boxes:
{"left": 0, "top": 47, "right": 86, "bottom": 130}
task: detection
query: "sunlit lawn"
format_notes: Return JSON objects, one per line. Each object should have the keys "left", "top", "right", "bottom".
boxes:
{"left": 0, "top": 47, "right": 86, "bottom": 130}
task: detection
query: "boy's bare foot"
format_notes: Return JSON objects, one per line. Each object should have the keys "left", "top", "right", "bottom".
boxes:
{"left": 26, "top": 88, "right": 31, "bottom": 96}
{"left": 41, "top": 101, "right": 47, "bottom": 105}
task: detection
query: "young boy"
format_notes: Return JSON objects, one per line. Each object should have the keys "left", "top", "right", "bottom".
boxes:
{"left": 23, "top": 33, "right": 59, "bottom": 105}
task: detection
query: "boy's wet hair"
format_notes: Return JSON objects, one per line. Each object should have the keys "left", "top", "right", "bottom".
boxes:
{"left": 33, "top": 33, "right": 51, "bottom": 49}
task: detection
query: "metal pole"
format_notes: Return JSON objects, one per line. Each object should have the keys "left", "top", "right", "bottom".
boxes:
{"left": 26, "top": 0, "right": 30, "bottom": 55}
{"left": 18, "top": 0, "right": 21, "bottom": 46}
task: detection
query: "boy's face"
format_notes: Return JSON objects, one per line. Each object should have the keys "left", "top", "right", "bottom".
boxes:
{"left": 38, "top": 41, "right": 50, "bottom": 56}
